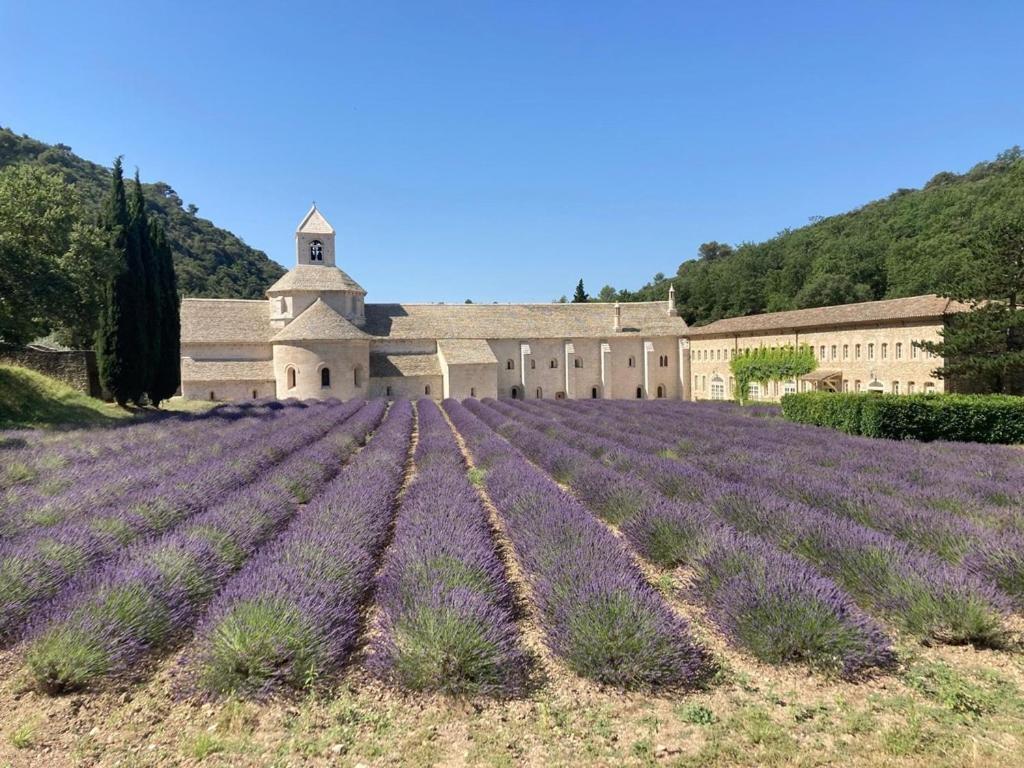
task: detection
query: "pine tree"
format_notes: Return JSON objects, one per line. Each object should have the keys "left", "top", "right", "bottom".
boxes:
{"left": 130, "top": 171, "right": 161, "bottom": 402}
{"left": 150, "top": 221, "right": 180, "bottom": 404}
{"left": 572, "top": 279, "right": 589, "bottom": 303}
{"left": 95, "top": 158, "right": 145, "bottom": 405}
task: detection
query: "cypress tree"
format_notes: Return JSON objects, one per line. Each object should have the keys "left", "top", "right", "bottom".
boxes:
{"left": 95, "top": 158, "right": 145, "bottom": 405}
{"left": 130, "top": 171, "right": 161, "bottom": 402}
{"left": 573, "top": 279, "right": 589, "bottom": 303}
{"left": 150, "top": 221, "right": 181, "bottom": 404}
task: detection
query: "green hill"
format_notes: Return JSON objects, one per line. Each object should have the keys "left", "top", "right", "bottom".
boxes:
{"left": 620, "top": 147, "right": 1024, "bottom": 326}
{"left": 0, "top": 127, "right": 284, "bottom": 300}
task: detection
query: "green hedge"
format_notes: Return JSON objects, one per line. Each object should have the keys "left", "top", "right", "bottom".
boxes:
{"left": 780, "top": 392, "right": 1024, "bottom": 444}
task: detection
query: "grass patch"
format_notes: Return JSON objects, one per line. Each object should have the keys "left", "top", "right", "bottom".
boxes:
{"left": 0, "top": 364, "right": 131, "bottom": 429}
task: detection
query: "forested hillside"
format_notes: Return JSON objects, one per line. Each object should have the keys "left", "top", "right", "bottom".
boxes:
{"left": 0, "top": 127, "right": 284, "bottom": 299}
{"left": 617, "top": 147, "right": 1024, "bottom": 326}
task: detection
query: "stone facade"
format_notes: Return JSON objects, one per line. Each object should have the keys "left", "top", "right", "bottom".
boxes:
{"left": 686, "top": 296, "right": 963, "bottom": 402}
{"left": 179, "top": 207, "right": 963, "bottom": 404}
{"left": 180, "top": 206, "right": 690, "bottom": 402}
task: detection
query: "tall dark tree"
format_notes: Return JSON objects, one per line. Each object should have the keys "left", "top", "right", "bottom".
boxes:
{"left": 150, "top": 221, "right": 180, "bottom": 404}
{"left": 572, "top": 279, "right": 589, "bottom": 303}
{"left": 96, "top": 157, "right": 146, "bottom": 405}
{"left": 130, "top": 170, "right": 160, "bottom": 400}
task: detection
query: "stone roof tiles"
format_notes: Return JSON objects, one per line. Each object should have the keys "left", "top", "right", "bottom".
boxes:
{"left": 684, "top": 294, "right": 969, "bottom": 338}
{"left": 180, "top": 299, "right": 274, "bottom": 344}
{"left": 437, "top": 338, "right": 499, "bottom": 365}
{"left": 181, "top": 358, "right": 274, "bottom": 381}
{"left": 296, "top": 205, "right": 335, "bottom": 234}
{"left": 266, "top": 265, "right": 365, "bottom": 294}
{"left": 369, "top": 352, "right": 442, "bottom": 378}
{"left": 362, "top": 302, "right": 685, "bottom": 339}
{"left": 271, "top": 299, "right": 371, "bottom": 342}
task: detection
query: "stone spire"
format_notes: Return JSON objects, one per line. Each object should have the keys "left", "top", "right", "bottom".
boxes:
{"left": 613, "top": 302, "right": 622, "bottom": 332}
{"left": 667, "top": 283, "right": 678, "bottom": 316}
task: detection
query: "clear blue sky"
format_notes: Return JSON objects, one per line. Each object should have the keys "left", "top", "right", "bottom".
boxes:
{"left": 3, "top": 1, "right": 1022, "bottom": 303}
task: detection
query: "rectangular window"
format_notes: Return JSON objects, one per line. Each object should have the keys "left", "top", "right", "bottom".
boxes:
{"left": 911, "top": 343, "right": 919, "bottom": 359}
{"left": 855, "top": 380, "right": 861, "bottom": 392}
{"left": 843, "top": 344, "right": 849, "bottom": 360}
{"left": 855, "top": 344, "right": 861, "bottom": 360}
{"left": 868, "top": 343, "right": 875, "bottom": 360}
{"left": 842, "top": 380, "right": 849, "bottom": 392}
{"left": 892, "top": 381, "right": 900, "bottom": 394}
{"left": 881, "top": 343, "right": 888, "bottom": 360}
{"left": 895, "top": 342, "right": 902, "bottom": 360}
{"left": 783, "top": 380, "right": 797, "bottom": 395}
{"left": 819, "top": 345, "right": 826, "bottom": 360}
{"left": 907, "top": 381, "right": 915, "bottom": 393}
{"left": 830, "top": 345, "right": 837, "bottom": 360}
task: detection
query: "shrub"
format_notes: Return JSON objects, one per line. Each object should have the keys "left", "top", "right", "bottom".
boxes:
{"left": 780, "top": 392, "right": 1024, "bottom": 444}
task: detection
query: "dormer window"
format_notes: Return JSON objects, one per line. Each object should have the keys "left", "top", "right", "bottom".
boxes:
{"left": 309, "top": 240, "right": 323, "bottom": 262}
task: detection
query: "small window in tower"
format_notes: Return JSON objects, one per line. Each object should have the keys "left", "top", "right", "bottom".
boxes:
{"left": 470, "top": 387, "right": 476, "bottom": 397}
{"left": 425, "top": 385, "right": 431, "bottom": 396}
{"left": 636, "top": 386, "right": 643, "bottom": 399}
{"left": 321, "top": 368, "right": 331, "bottom": 388}
{"left": 287, "top": 367, "right": 296, "bottom": 389}
{"left": 506, "top": 359, "right": 514, "bottom": 370}
{"left": 574, "top": 358, "right": 583, "bottom": 369}
{"left": 550, "top": 359, "right": 558, "bottom": 369}
{"left": 530, "top": 359, "right": 536, "bottom": 369}
{"left": 385, "top": 385, "right": 392, "bottom": 397}
{"left": 628, "top": 356, "right": 636, "bottom": 368}
{"left": 309, "top": 240, "right": 323, "bottom": 261}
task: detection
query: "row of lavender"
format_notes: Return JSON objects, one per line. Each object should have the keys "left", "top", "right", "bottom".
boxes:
{"left": 1, "top": 401, "right": 293, "bottom": 538}
{"left": 606, "top": 399, "right": 1024, "bottom": 535}
{"left": 493, "top": 399, "right": 1014, "bottom": 648}
{"left": 539, "top": 399, "right": 1024, "bottom": 607}
{"left": 369, "top": 400, "right": 528, "bottom": 694}
{"left": 466, "top": 399, "right": 896, "bottom": 676}
{"left": 0, "top": 399, "right": 364, "bottom": 645}
{"left": 443, "top": 399, "right": 712, "bottom": 688}
{"left": 1, "top": 400, "right": 279, "bottom": 493}
{"left": 22, "top": 400, "right": 388, "bottom": 691}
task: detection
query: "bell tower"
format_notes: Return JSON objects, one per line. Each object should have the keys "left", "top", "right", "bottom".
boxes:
{"left": 295, "top": 203, "right": 336, "bottom": 266}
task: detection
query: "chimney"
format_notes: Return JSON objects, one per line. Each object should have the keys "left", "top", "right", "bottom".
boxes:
{"left": 667, "top": 284, "right": 678, "bottom": 316}
{"left": 613, "top": 302, "right": 622, "bottom": 332}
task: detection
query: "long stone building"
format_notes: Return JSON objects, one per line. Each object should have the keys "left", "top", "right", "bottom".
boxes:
{"left": 180, "top": 206, "right": 964, "bottom": 403}
{"left": 180, "top": 206, "right": 689, "bottom": 402}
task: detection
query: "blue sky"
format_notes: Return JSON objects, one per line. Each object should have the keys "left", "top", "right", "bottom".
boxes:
{"left": 2, "top": 1, "right": 1022, "bottom": 302}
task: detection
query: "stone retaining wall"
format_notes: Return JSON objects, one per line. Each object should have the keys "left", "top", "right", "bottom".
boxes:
{"left": 0, "top": 344, "right": 102, "bottom": 397}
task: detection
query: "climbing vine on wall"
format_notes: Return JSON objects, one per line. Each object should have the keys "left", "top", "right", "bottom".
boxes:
{"left": 729, "top": 345, "right": 817, "bottom": 403}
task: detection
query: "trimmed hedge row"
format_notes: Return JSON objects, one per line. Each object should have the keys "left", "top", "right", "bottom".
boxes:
{"left": 780, "top": 392, "right": 1024, "bottom": 444}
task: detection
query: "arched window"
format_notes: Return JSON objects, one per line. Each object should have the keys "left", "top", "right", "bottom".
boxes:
{"left": 511, "top": 386, "right": 522, "bottom": 399}
{"left": 252, "top": 389, "right": 257, "bottom": 399}
{"left": 656, "top": 385, "right": 665, "bottom": 398}
{"left": 536, "top": 387, "right": 543, "bottom": 398}
{"left": 309, "top": 240, "right": 323, "bottom": 261}
{"left": 896, "top": 342, "right": 903, "bottom": 359}
{"left": 353, "top": 365, "right": 363, "bottom": 388}
{"left": 530, "top": 359, "right": 536, "bottom": 369}
{"left": 424, "top": 385, "right": 431, "bottom": 396}
{"left": 506, "top": 359, "right": 514, "bottom": 370}
{"left": 591, "top": 387, "right": 599, "bottom": 399}
{"left": 470, "top": 387, "right": 476, "bottom": 397}
{"left": 321, "top": 368, "right": 331, "bottom": 388}
{"left": 385, "top": 385, "right": 392, "bottom": 397}
{"left": 574, "top": 358, "right": 583, "bottom": 369}
{"left": 287, "top": 367, "right": 296, "bottom": 389}
{"left": 209, "top": 391, "right": 215, "bottom": 401}
{"left": 628, "top": 356, "right": 636, "bottom": 368}
{"left": 635, "top": 387, "right": 643, "bottom": 399}
{"left": 549, "top": 359, "right": 558, "bottom": 369}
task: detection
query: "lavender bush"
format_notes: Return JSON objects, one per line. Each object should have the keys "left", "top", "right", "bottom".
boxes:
{"left": 443, "top": 399, "right": 712, "bottom": 690}
{"left": 189, "top": 400, "right": 412, "bottom": 697}
{"left": 370, "top": 400, "right": 528, "bottom": 695}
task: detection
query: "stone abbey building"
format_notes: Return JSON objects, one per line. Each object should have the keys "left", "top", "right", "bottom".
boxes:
{"left": 180, "top": 207, "right": 964, "bottom": 403}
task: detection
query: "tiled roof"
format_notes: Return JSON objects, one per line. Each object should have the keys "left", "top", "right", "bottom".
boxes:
{"left": 437, "top": 338, "right": 498, "bottom": 365}
{"left": 685, "top": 295, "right": 969, "bottom": 338}
{"left": 271, "top": 299, "right": 371, "bottom": 342}
{"left": 266, "top": 265, "right": 365, "bottom": 294}
{"left": 296, "top": 205, "right": 334, "bottom": 234}
{"left": 362, "top": 302, "right": 685, "bottom": 339}
{"left": 181, "top": 358, "right": 274, "bottom": 381}
{"left": 180, "top": 299, "right": 274, "bottom": 344}
{"left": 369, "top": 352, "right": 442, "bottom": 378}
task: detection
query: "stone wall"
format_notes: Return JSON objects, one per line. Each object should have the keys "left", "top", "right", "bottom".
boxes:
{"left": 0, "top": 343, "right": 101, "bottom": 397}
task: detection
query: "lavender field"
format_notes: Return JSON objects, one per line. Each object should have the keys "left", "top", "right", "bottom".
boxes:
{"left": 1, "top": 397, "right": 1023, "bottom": 765}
